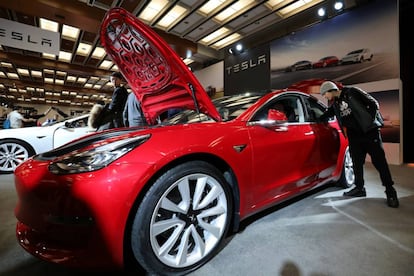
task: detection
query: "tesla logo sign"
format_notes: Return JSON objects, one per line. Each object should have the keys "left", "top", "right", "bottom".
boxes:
{"left": 225, "top": 54, "right": 267, "bottom": 75}
{"left": 0, "top": 18, "right": 60, "bottom": 55}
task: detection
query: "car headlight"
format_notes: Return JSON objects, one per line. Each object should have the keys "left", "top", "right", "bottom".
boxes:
{"left": 49, "top": 134, "right": 150, "bottom": 174}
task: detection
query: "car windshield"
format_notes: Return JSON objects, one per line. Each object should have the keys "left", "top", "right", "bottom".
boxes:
{"left": 42, "top": 115, "right": 82, "bottom": 126}
{"left": 349, "top": 49, "right": 363, "bottom": 54}
{"left": 162, "top": 93, "right": 264, "bottom": 125}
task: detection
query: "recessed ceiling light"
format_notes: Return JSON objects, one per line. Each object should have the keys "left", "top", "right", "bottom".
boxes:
{"left": 40, "top": 18, "right": 58, "bottom": 32}
{"left": 62, "top": 24, "right": 80, "bottom": 40}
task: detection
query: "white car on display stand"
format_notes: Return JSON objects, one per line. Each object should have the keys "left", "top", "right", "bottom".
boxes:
{"left": 0, "top": 114, "right": 93, "bottom": 174}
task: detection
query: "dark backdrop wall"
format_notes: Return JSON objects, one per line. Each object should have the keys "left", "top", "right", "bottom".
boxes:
{"left": 400, "top": 0, "right": 413, "bottom": 163}
{"left": 224, "top": 44, "right": 270, "bottom": 95}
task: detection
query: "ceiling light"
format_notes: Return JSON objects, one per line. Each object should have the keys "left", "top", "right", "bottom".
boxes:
{"left": 265, "top": 0, "right": 286, "bottom": 9}
{"left": 200, "top": 27, "right": 231, "bottom": 44}
{"left": 77, "top": 77, "right": 87, "bottom": 84}
{"left": 31, "top": 70, "right": 42, "bottom": 77}
{"left": 62, "top": 24, "right": 80, "bottom": 40}
{"left": 318, "top": 7, "right": 326, "bottom": 17}
{"left": 56, "top": 71, "right": 66, "bottom": 76}
{"left": 43, "top": 69, "right": 54, "bottom": 74}
{"left": 199, "top": 0, "right": 226, "bottom": 15}
{"left": 39, "top": 18, "right": 58, "bottom": 32}
{"left": 138, "top": 0, "right": 169, "bottom": 22}
{"left": 17, "top": 68, "right": 30, "bottom": 76}
{"left": 44, "top": 77, "right": 54, "bottom": 83}
{"left": 99, "top": 60, "right": 113, "bottom": 69}
{"left": 6, "top": 73, "right": 19, "bottom": 79}
{"left": 157, "top": 4, "right": 187, "bottom": 28}
{"left": 334, "top": 1, "right": 344, "bottom": 10}
{"left": 42, "top": 53, "right": 56, "bottom": 59}
{"left": 212, "top": 33, "right": 242, "bottom": 49}
{"left": 278, "top": 0, "right": 323, "bottom": 17}
{"left": 214, "top": 0, "right": 254, "bottom": 22}
{"left": 89, "top": 76, "right": 99, "bottom": 82}
{"left": 1, "top": 62, "right": 13, "bottom": 68}
{"left": 92, "top": 47, "right": 106, "bottom": 59}
{"left": 58, "top": 51, "right": 72, "bottom": 62}
{"left": 0, "top": 72, "right": 5, "bottom": 78}
{"left": 67, "top": 76, "right": 76, "bottom": 82}
{"left": 76, "top": 43, "right": 92, "bottom": 56}
{"left": 183, "top": 58, "right": 194, "bottom": 65}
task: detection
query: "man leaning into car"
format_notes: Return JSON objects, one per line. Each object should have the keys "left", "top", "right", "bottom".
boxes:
{"left": 318, "top": 81, "right": 399, "bottom": 208}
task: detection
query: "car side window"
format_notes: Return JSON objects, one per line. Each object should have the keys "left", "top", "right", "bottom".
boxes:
{"left": 304, "top": 97, "right": 328, "bottom": 122}
{"left": 250, "top": 95, "right": 304, "bottom": 123}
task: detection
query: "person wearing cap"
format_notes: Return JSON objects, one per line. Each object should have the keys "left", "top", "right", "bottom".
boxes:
{"left": 319, "top": 81, "right": 399, "bottom": 208}
{"left": 97, "top": 72, "right": 129, "bottom": 130}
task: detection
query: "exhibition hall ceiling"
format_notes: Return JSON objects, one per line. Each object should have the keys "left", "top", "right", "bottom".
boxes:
{"left": 0, "top": 0, "right": 369, "bottom": 108}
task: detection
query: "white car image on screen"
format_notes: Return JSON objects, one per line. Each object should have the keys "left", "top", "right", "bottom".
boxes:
{"left": 340, "top": 48, "right": 373, "bottom": 64}
{"left": 0, "top": 114, "right": 94, "bottom": 174}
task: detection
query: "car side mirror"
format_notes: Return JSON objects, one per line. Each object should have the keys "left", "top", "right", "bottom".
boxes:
{"left": 267, "top": 109, "right": 287, "bottom": 122}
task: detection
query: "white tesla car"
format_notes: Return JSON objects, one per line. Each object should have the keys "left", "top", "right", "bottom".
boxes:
{"left": 0, "top": 114, "right": 94, "bottom": 174}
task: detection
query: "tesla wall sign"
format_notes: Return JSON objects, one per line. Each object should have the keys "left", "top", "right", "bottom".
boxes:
{"left": 224, "top": 44, "right": 270, "bottom": 95}
{"left": 0, "top": 18, "right": 60, "bottom": 56}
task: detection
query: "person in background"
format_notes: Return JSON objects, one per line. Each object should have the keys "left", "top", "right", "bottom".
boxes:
{"left": 52, "top": 106, "right": 69, "bottom": 118}
{"left": 7, "top": 105, "right": 36, "bottom": 128}
{"left": 41, "top": 113, "right": 59, "bottom": 126}
{"left": 123, "top": 92, "right": 146, "bottom": 127}
{"left": 97, "top": 72, "right": 128, "bottom": 130}
{"left": 25, "top": 107, "right": 52, "bottom": 127}
{"left": 318, "top": 81, "right": 399, "bottom": 208}
{"left": 88, "top": 100, "right": 105, "bottom": 129}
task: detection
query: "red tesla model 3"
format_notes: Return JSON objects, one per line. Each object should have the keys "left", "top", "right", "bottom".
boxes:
{"left": 14, "top": 8, "right": 353, "bottom": 275}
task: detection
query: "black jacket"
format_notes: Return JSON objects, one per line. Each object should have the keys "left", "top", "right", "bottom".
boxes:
{"left": 320, "top": 86, "right": 383, "bottom": 135}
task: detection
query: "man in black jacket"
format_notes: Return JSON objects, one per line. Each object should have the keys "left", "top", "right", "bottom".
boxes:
{"left": 319, "top": 81, "right": 399, "bottom": 208}
{"left": 98, "top": 72, "right": 129, "bottom": 130}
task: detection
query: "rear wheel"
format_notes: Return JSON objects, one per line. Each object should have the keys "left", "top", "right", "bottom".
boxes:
{"left": 130, "top": 161, "right": 232, "bottom": 275}
{"left": 337, "top": 146, "right": 354, "bottom": 188}
{"left": 0, "top": 139, "right": 35, "bottom": 174}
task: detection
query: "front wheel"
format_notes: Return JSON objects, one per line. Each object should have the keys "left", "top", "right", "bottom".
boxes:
{"left": 130, "top": 161, "right": 233, "bottom": 275}
{"left": 337, "top": 146, "right": 354, "bottom": 188}
{"left": 0, "top": 139, "right": 35, "bottom": 174}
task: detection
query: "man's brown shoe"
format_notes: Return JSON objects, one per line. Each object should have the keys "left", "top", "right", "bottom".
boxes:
{"left": 343, "top": 187, "right": 366, "bottom": 197}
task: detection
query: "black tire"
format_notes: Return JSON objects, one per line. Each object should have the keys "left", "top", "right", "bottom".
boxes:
{"left": 337, "top": 146, "right": 354, "bottom": 188}
{"left": 130, "top": 161, "right": 233, "bottom": 275}
{"left": 0, "top": 139, "right": 35, "bottom": 174}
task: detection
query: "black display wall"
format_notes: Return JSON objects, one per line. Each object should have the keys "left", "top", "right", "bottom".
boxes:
{"left": 224, "top": 44, "right": 270, "bottom": 95}
{"left": 400, "top": 0, "right": 413, "bottom": 163}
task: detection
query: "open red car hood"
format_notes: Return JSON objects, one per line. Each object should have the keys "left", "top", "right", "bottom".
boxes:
{"left": 100, "top": 8, "right": 221, "bottom": 125}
